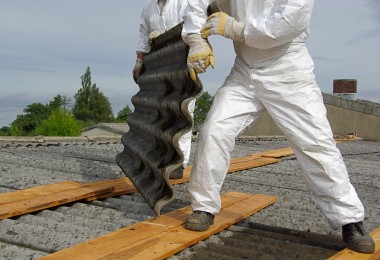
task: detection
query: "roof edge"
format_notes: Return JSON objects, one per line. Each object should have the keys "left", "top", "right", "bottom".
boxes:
{"left": 322, "top": 93, "right": 380, "bottom": 116}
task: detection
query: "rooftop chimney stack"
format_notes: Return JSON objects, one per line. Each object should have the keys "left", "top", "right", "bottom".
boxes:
{"left": 333, "top": 79, "right": 357, "bottom": 100}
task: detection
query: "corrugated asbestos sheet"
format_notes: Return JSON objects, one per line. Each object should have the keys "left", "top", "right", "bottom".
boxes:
{"left": 1, "top": 139, "right": 379, "bottom": 259}
{"left": 115, "top": 23, "right": 202, "bottom": 216}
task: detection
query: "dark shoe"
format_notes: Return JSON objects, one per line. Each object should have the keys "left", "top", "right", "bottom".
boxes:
{"left": 169, "top": 166, "right": 184, "bottom": 179}
{"left": 185, "top": 211, "right": 215, "bottom": 231}
{"left": 342, "top": 221, "right": 375, "bottom": 254}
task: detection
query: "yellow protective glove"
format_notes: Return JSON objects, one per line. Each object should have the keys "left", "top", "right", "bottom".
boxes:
{"left": 200, "top": 12, "right": 245, "bottom": 42}
{"left": 183, "top": 34, "right": 215, "bottom": 81}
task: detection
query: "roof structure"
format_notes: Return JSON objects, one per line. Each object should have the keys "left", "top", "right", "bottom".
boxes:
{"left": 0, "top": 137, "right": 379, "bottom": 259}
{"left": 81, "top": 123, "right": 129, "bottom": 137}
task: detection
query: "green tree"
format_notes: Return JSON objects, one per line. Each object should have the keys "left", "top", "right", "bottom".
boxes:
{"left": 0, "top": 126, "right": 11, "bottom": 136}
{"left": 47, "top": 95, "right": 72, "bottom": 112}
{"left": 116, "top": 105, "right": 133, "bottom": 122}
{"left": 194, "top": 91, "right": 214, "bottom": 124}
{"left": 35, "top": 110, "right": 82, "bottom": 136}
{"left": 10, "top": 103, "right": 50, "bottom": 136}
{"left": 9, "top": 94, "right": 74, "bottom": 136}
{"left": 73, "top": 67, "right": 114, "bottom": 124}
{"left": 48, "top": 95, "right": 64, "bottom": 111}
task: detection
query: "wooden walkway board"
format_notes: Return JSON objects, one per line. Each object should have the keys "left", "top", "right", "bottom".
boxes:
{"left": 40, "top": 192, "right": 277, "bottom": 260}
{"left": 0, "top": 181, "right": 82, "bottom": 205}
{"left": 255, "top": 147, "right": 294, "bottom": 158}
{"left": 329, "top": 227, "right": 380, "bottom": 260}
{"left": 170, "top": 156, "right": 278, "bottom": 185}
{"left": 0, "top": 182, "right": 114, "bottom": 220}
{"left": 228, "top": 157, "right": 279, "bottom": 172}
{"left": 0, "top": 151, "right": 284, "bottom": 220}
{"left": 85, "top": 178, "right": 137, "bottom": 201}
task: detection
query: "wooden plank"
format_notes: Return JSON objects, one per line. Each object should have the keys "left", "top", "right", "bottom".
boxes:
{"left": 328, "top": 227, "right": 380, "bottom": 260}
{"left": 85, "top": 178, "right": 137, "bottom": 201}
{"left": 0, "top": 149, "right": 284, "bottom": 219}
{"left": 0, "top": 181, "right": 82, "bottom": 205}
{"left": 255, "top": 147, "right": 294, "bottom": 158}
{"left": 228, "top": 157, "right": 279, "bottom": 172}
{"left": 40, "top": 192, "right": 277, "bottom": 260}
{"left": 87, "top": 155, "right": 279, "bottom": 197}
{"left": 229, "top": 155, "right": 262, "bottom": 164}
{"left": 0, "top": 184, "right": 114, "bottom": 220}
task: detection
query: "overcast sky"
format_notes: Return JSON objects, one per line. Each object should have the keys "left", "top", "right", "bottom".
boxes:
{"left": 1, "top": 0, "right": 379, "bottom": 127}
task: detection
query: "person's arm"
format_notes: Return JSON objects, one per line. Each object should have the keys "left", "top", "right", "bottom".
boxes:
{"left": 136, "top": 5, "right": 151, "bottom": 54}
{"left": 133, "top": 7, "right": 150, "bottom": 83}
{"left": 200, "top": 0, "right": 313, "bottom": 49}
{"left": 181, "top": 0, "right": 215, "bottom": 80}
{"left": 244, "top": 0, "right": 314, "bottom": 49}
{"left": 182, "top": 0, "right": 211, "bottom": 37}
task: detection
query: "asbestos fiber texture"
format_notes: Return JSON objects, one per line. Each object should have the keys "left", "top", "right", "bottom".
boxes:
{"left": 115, "top": 23, "right": 202, "bottom": 216}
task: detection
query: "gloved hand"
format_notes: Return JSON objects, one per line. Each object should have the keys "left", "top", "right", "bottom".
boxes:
{"left": 201, "top": 12, "right": 245, "bottom": 42}
{"left": 148, "top": 31, "right": 163, "bottom": 45}
{"left": 132, "top": 57, "right": 143, "bottom": 83}
{"left": 183, "top": 34, "right": 215, "bottom": 81}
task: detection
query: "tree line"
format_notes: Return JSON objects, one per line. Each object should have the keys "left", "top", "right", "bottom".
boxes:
{"left": 0, "top": 67, "right": 213, "bottom": 136}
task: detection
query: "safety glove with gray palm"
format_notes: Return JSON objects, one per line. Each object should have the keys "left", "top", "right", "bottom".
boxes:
{"left": 201, "top": 12, "right": 245, "bottom": 42}
{"left": 183, "top": 33, "right": 215, "bottom": 81}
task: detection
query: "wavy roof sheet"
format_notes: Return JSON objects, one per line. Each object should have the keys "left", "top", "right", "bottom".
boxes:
{"left": 115, "top": 23, "right": 202, "bottom": 216}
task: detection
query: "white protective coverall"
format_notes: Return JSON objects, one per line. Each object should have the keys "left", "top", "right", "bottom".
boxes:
{"left": 137, "top": 0, "right": 195, "bottom": 168}
{"left": 182, "top": 0, "right": 364, "bottom": 229}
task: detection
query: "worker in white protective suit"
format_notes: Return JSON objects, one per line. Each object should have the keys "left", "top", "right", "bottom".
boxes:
{"left": 181, "top": 0, "right": 375, "bottom": 254}
{"left": 133, "top": 0, "right": 195, "bottom": 179}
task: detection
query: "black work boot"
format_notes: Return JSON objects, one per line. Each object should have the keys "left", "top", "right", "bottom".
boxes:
{"left": 169, "top": 166, "right": 184, "bottom": 179}
{"left": 185, "top": 211, "right": 215, "bottom": 231}
{"left": 342, "top": 221, "right": 375, "bottom": 254}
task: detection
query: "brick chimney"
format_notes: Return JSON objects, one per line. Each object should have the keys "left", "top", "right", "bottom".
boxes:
{"left": 333, "top": 79, "right": 357, "bottom": 100}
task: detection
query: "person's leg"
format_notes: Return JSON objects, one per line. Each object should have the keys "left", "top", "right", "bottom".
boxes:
{"left": 170, "top": 99, "right": 196, "bottom": 179}
{"left": 180, "top": 99, "right": 196, "bottom": 168}
{"left": 188, "top": 59, "right": 265, "bottom": 215}
{"left": 257, "top": 48, "right": 374, "bottom": 253}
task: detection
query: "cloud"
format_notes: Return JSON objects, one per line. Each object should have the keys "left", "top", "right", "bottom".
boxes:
{"left": 1, "top": 0, "right": 379, "bottom": 128}
{"left": 0, "top": 92, "right": 55, "bottom": 127}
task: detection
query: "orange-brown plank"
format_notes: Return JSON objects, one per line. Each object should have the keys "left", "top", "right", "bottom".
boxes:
{"left": 255, "top": 147, "right": 294, "bottom": 158}
{"left": 0, "top": 181, "right": 82, "bottom": 205}
{"left": 85, "top": 178, "right": 137, "bottom": 201}
{"left": 229, "top": 155, "right": 262, "bottom": 164}
{"left": 88, "top": 156, "right": 279, "bottom": 197}
{"left": 0, "top": 184, "right": 114, "bottom": 220}
{"left": 40, "top": 195, "right": 244, "bottom": 260}
{"left": 335, "top": 138, "right": 362, "bottom": 142}
{"left": 228, "top": 157, "right": 279, "bottom": 172}
{"left": 329, "top": 227, "right": 380, "bottom": 260}
{"left": 40, "top": 192, "right": 277, "bottom": 260}
{"left": 0, "top": 151, "right": 283, "bottom": 218}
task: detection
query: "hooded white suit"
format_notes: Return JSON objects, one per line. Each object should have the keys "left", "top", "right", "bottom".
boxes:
{"left": 182, "top": 0, "right": 364, "bottom": 229}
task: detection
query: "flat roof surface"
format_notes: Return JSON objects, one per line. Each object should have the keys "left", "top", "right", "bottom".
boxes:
{"left": 0, "top": 138, "right": 379, "bottom": 259}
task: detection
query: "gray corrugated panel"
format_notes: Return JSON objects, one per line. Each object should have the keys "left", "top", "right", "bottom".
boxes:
{"left": 116, "top": 23, "right": 202, "bottom": 216}
{"left": 0, "top": 146, "right": 121, "bottom": 190}
{"left": 0, "top": 242, "right": 46, "bottom": 260}
{"left": 170, "top": 141, "right": 380, "bottom": 259}
{"left": 174, "top": 223, "right": 344, "bottom": 260}
{"left": 0, "top": 139, "right": 379, "bottom": 259}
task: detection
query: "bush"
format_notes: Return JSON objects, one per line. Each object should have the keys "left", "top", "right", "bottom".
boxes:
{"left": 35, "top": 110, "right": 83, "bottom": 136}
